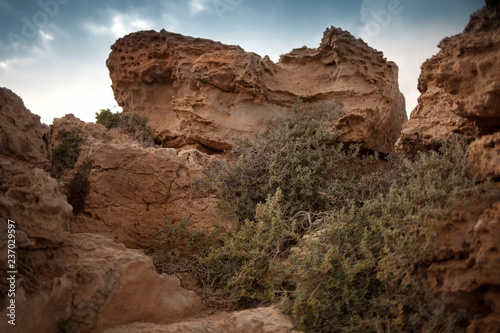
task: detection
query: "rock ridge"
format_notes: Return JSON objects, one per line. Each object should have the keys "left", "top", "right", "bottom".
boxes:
{"left": 107, "top": 26, "right": 406, "bottom": 155}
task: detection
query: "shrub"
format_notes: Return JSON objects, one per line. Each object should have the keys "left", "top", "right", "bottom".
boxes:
{"left": 95, "top": 109, "right": 156, "bottom": 147}
{"left": 149, "top": 217, "right": 226, "bottom": 275}
{"left": 197, "top": 102, "right": 374, "bottom": 223}
{"left": 57, "top": 318, "right": 79, "bottom": 333}
{"left": 287, "top": 136, "right": 475, "bottom": 332}
{"left": 151, "top": 100, "right": 489, "bottom": 331}
{"left": 95, "top": 108, "right": 120, "bottom": 129}
{"left": 51, "top": 130, "right": 83, "bottom": 178}
{"left": 197, "top": 189, "right": 299, "bottom": 308}
{"left": 65, "top": 160, "right": 92, "bottom": 215}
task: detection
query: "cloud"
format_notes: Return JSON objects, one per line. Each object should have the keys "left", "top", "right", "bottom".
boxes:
{"left": 189, "top": 0, "right": 211, "bottom": 15}
{"left": 83, "top": 11, "right": 155, "bottom": 38}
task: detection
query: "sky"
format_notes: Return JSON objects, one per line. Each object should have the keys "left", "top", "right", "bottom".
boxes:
{"left": 0, "top": 0, "right": 485, "bottom": 125}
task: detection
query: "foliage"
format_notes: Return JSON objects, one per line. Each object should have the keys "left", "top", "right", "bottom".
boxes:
{"left": 287, "top": 136, "right": 474, "bottom": 332}
{"left": 64, "top": 160, "right": 92, "bottom": 215}
{"left": 57, "top": 318, "right": 79, "bottom": 333}
{"left": 51, "top": 130, "right": 83, "bottom": 178}
{"left": 197, "top": 102, "right": 373, "bottom": 223}
{"left": 95, "top": 108, "right": 156, "bottom": 147}
{"left": 197, "top": 189, "right": 299, "bottom": 308}
{"left": 151, "top": 100, "right": 487, "bottom": 331}
{"left": 150, "top": 217, "right": 226, "bottom": 275}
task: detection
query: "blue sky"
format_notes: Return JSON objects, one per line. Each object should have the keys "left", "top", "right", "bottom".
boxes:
{"left": 0, "top": 0, "right": 485, "bottom": 125}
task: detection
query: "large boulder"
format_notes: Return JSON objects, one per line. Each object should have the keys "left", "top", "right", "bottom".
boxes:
{"left": 0, "top": 89, "right": 204, "bottom": 332}
{"left": 50, "top": 115, "right": 236, "bottom": 248}
{"left": 107, "top": 27, "right": 406, "bottom": 155}
{"left": 395, "top": 1, "right": 500, "bottom": 153}
{"left": 103, "top": 306, "right": 298, "bottom": 333}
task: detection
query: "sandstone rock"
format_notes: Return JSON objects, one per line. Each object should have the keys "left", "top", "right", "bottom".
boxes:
{"left": 0, "top": 87, "right": 50, "bottom": 168}
{"left": 0, "top": 90, "right": 204, "bottom": 333}
{"left": 0, "top": 234, "right": 203, "bottom": 333}
{"left": 0, "top": 88, "right": 72, "bottom": 251}
{"left": 50, "top": 115, "right": 235, "bottom": 248}
{"left": 102, "top": 306, "right": 297, "bottom": 333}
{"left": 395, "top": 2, "right": 500, "bottom": 153}
{"left": 428, "top": 185, "right": 500, "bottom": 333}
{"left": 0, "top": 167, "right": 72, "bottom": 249}
{"left": 107, "top": 27, "right": 406, "bottom": 155}
{"left": 469, "top": 133, "right": 500, "bottom": 181}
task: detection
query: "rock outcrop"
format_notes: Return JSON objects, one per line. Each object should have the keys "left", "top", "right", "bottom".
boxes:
{"left": 107, "top": 27, "right": 406, "bottom": 155}
{"left": 50, "top": 115, "right": 236, "bottom": 248}
{"left": 103, "top": 306, "right": 298, "bottom": 333}
{"left": 0, "top": 89, "right": 203, "bottom": 333}
{"left": 0, "top": 88, "right": 50, "bottom": 168}
{"left": 395, "top": 1, "right": 500, "bottom": 153}
{"left": 428, "top": 186, "right": 500, "bottom": 333}
{"left": 393, "top": 2, "right": 500, "bottom": 332}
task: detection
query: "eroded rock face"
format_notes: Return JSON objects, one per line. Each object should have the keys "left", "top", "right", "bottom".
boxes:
{"left": 395, "top": 1, "right": 500, "bottom": 153}
{"left": 51, "top": 115, "right": 235, "bottom": 248}
{"left": 428, "top": 187, "right": 500, "bottom": 333}
{"left": 107, "top": 27, "right": 406, "bottom": 154}
{"left": 0, "top": 234, "right": 203, "bottom": 333}
{"left": 0, "top": 87, "right": 50, "bottom": 168}
{"left": 469, "top": 132, "right": 500, "bottom": 181}
{"left": 0, "top": 89, "right": 204, "bottom": 332}
{"left": 102, "top": 306, "right": 298, "bottom": 333}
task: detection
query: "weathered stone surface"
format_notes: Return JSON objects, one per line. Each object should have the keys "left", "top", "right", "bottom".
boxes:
{"left": 0, "top": 87, "right": 50, "bottom": 168}
{"left": 428, "top": 186, "right": 500, "bottom": 333}
{"left": 0, "top": 88, "right": 71, "bottom": 249}
{"left": 107, "top": 27, "right": 406, "bottom": 154}
{"left": 103, "top": 306, "right": 298, "bottom": 333}
{"left": 395, "top": 2, "right": 500, "bottom": 153}
{"left": 50, "top": 115, "right": 235, "bottom": 248}
{"left": 0, "top": 89, "right": 204, "bottom": 333}
{"left": 469, "top": 132, "right": 500, "bottom": 181}
{"left": 0, "top": 234, "right": 203, "bottom": 333}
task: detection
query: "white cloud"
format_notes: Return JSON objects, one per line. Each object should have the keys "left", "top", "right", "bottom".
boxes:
{"left": 0, "top": 57, "right": 36, "bottom": 72}
{"left": 83, "top": 11, "right": 155, "bottom": 39}
{"left": 189, "top": 0, "right": 211, "bottom": 15}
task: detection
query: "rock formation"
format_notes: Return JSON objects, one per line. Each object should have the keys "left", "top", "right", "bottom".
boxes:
{"left": 392, "top": 2, "right": 500, "bottom": 332}
{"left": 0, "top": 88, "right": 203, "bottom": 333}
{"left": 395, "top": 1, "right": 500, "bottom": 153}
{"left": 107, "top": 27, "right": 406, "bottom": 155}
{"left": 50, "top": 114, "right": 236, "bottom": 248}
{"left": 103, "top": 306, "right": 297, "bottom": 333}
{"left": 428, "top": 189, "right": 500, "bottom": 332}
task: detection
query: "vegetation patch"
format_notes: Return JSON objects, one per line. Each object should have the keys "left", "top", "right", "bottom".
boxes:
{"left": 64, "top": 160, "right": 92, "bottom": 215}
{"left": 95, "top": 108, "right": 156, "bottom": 147}
{"left": 149, "top": 103, "right": 494, "bottom": 332}
{"left": 51, "top": 129, "right": 83, "bottom": 178}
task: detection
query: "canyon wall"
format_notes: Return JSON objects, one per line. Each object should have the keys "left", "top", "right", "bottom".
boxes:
{"left": 393, "top": 2, "right": 500, "bottom": 332}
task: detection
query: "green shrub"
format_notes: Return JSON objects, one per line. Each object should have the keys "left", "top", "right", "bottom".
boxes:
{"left": 151, "top": 101, "right": 490, "bottom": 331}
{"left": 95, "top": 108, "right": 120, "bottom": 129}
{"left": 149, "top": 217, "right": 226, "bottom": 275}
{"left": 197, "top": 189, "right": 298, "bottom": 308}
{"left": 287, "top": 136, "right": 475, "bottom": 333}
{"left": 57, "top": 318, "right": 79, "bottom": 333}
{"left": 95, "top": 109, "right": 156, "bottom": 147}
{"left": 51, "top": 130, "right": 83, "bottom": 178}
{"left": 65, "top": 160, "right": 92, "bottom": 215}
{"left": 197, "top": 102, "right": 374, "bottom": 223}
